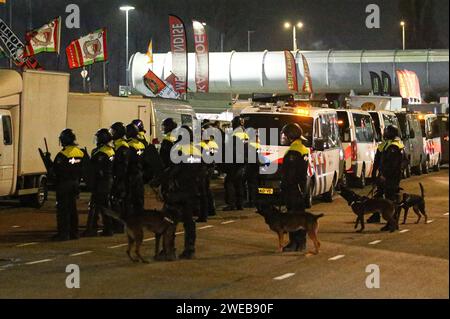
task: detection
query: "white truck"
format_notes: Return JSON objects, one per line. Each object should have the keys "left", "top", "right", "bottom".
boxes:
{"left": 67, "top": 93, "right": 197, "bottom": 152}
{"left": 0, "top": 69, "right": 70, "bottom": 207}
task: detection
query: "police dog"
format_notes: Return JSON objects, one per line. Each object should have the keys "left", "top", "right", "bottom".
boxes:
{"left": 103, "top": 208, "right": 177, "bottom": 263}
{"left": 257, "top": 206, "right": 324, "bottom": 255}
{"left": 339, "top": 186, "right": 397, "bottom": 233}
{"left": 399, "top": 183, "right": 428, "bottom": 224}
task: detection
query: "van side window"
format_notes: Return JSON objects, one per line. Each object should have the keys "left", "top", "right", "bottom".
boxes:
{"left": 353, "top": 114, "right": 375, "bottom": 143}
{"left": 320, "top": 114, "right": 338, "bottom": 149}
{"left": 428, "top": 117, "right": 440, "bottom": 139}
{"left": 369, "top": 112, "right": 382, "bottom": 139}
{"left": 2, "top": 115, "right": 12, "bottom": 145}
{"left": 337, "top": 111, "right": 351, "bottom": 143}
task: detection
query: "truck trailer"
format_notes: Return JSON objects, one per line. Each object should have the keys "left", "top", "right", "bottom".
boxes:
{"left": 0, "top": 69, "right": 70, "bottom": 207}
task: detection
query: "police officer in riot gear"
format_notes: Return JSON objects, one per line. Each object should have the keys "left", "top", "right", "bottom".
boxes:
{"left": 368, "top": 125, "right": 405, "bottom": 225}
{"left": 84, "top": 129, "right": 115, "bottom": 237}
{"left": 165, "top": 125, "right": 201, "bottom": 259}
{"left": 110, "top": 122, "right": 130, "bottom": 232}
{"left": 160, "top": 118, "right": 178, "bottom": 168}
{"left": 280, "top": 123, "right": 310, "bottom": 252}
{"left": 126, "top": 123, "right": 146, "bottom": 216}
{"left": 131, "top": 119, "right": 163, "bottom": 183}
{"left": 49, "top": 129, "right": 88, "bottom": 241}
{"left": 223, "top": 116, "right": 247, "bottom": 211}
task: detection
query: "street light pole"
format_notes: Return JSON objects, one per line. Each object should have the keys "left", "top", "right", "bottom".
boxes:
{"left": 120, "top": 6, "right": 135, "bottom": 89}
{"left": 284, "top": 21, "right": 303, "bottom": 51}
{"left": 400, "top": 21, "right": 406, "bottom": 50}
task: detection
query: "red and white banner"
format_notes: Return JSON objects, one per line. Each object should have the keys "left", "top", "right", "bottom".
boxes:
{"left": 284, "top": 51, "right": 298, "bottom": 92}
{"left": 66, "top": 28, "right": 108, "bottom": 69}
{"left": 24, "top": 17, "right": 61, "bottom": 57}
{"left": 169, "top": 15, "right": 188, "bottom": 95}
{"left": 396, "top": 69, "right": 421, "bottom": 101}
{"left": 301, "top": 53, "right": 313, "bottom": 93}
{"left": 192, "top": 20, "right": 209, "bottom": 93}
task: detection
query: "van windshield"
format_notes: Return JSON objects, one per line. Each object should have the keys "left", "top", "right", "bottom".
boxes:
{"left": 242, "top": 114, "right": 314, "bottom": 147}
{"left": 396, "top": 113, "right": 408, "bottom": 139}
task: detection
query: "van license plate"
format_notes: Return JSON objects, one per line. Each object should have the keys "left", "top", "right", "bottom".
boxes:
{"left": 258, "top": 188, "right": 274, "bottom": 195}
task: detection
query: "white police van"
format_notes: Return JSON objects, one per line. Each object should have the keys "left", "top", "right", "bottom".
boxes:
{"left": 336, "top": 109, "right": 378, "bottom": 188}
{"left": 241, "top": 101, "right": 342, "bottom": 208}
{"left": 419, "top": 113, "right": 442, "bottom": 172}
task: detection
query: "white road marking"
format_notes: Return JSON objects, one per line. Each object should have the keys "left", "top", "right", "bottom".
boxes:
{"left": 273, "top": 273, "right": 296, "bottom": 280}
{"left": 426, "top": 220, "right": 434, "bottom": 224}
{"left": 11, "top": 225, "right": 21, "bottom": 228}
{"left": 221, "top": 220, "right": 236, "bottom": 225}
{"left": 175, "top": 231, "right": 185, "bottom": 235}
{"left": 399, "top": 229, "right": 410, "bottom": 233}
{"left": 16, "top": 242, "right": 38, "bottom": 247}
{"left": 369, "top": 240, "right": 382, "bottom": 245}
{"left": 198, "top": 225, "right": 214, "bottom": 230}
{"left": 328, "top": 255, "right": 345, "bottom": 261}
{"left": 108, "top": 244, "right": 128, "bottom": 249}
{"left": 143, "top": 238, "right": 155, "bottom": 242}
{"left": 444, "top": 213, "right": 449, "bottom": 216}
{"left": 25, "top": 259, "right": 53, "bottom": 265}
{"left": 70, "top": 251, "right": 93, "bottom": 257}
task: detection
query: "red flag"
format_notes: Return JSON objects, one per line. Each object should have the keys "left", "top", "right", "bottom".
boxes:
{"left": 24, "top": 17, "right": 61, "bottom": 57}
{"left": 284, "top": 51, "right": 298, "bottom": 92}
{"left": 165, "top": 72, "right": 178, "bottom": 88}
{"left": 66, "top": 28, "right": 108, "bottom": 69}
{"left": 169, "top": 15, "right": 188, "bottom": 95}
{"left": 192, "top": 20, "right": 209, "bottom": 93}
{"left": 301, "top": 54, "right": 313, "bottom": 93}
{"left": 144, "top": 70, "right": 167, "bottom": 95}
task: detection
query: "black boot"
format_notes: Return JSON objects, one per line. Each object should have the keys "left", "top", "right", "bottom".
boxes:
{"left": 83, "top": 207, "right": 98, "bottom": 237}
{"left": 294, "top": 230, "right": 307, "bottom": 251}
{"left": 179, "top": 249, "right": 195, "bottom": 260}
{"left": 367, "top": 213, "right": 381, "bottom": 224}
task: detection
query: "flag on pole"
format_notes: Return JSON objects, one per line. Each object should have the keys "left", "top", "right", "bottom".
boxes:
{"left": 146, "top": 40, "right": 154, "bottom": 64}
{"left": 66, "top": 28, "right": 108, "bottom": 69}
{"left": 301, "top": 54, "right": 313, "bottom": 93}
{"left": 192, "top": 20, "right": 209, "bottom": 93}
{"left": 284, "top": 50, "right": 298, "bottom": 92}
{"left": 169, "top": 15, "right": 188, "bottom": 95}
{"left": 0, "top": 18, "right": 44, "bottom": 69}
{"left": 24, "top": 17, "right": 61, "bottom": 57}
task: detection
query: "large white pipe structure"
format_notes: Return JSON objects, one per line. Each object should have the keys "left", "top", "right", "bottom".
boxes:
{"left": 130, "top": 50, "right": 449, "bottom": 96}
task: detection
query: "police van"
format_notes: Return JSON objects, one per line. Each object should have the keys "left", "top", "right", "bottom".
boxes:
{"left": 336, "top": 109, "right": 377, "bottom": 188}
{"left": 418, "top": 113, "right": 442, "bottom": 172}
{"left": 241, "top": 101, "right": 342, "bottom": 208}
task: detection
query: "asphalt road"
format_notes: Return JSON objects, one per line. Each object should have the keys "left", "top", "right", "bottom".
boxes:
{"left": 0, "top": 170, "right": 448, "bottom": 299}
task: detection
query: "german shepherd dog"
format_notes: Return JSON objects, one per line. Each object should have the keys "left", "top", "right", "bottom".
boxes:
{"left": 399, "top": 183, "right": 428, "bottom": 224}
{"left": 257, "top": 206, "right": 324, "bottom": 255}
{"left": 103, "top": 208, "right": 177, "bottom": 263}
{"left": 339, "top": 186, "right": 397, "bottom": 233}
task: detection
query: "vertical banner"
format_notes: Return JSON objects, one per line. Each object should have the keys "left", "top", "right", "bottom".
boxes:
{"left": 301, "top": 53, "right": 313, "bottom": 93}
{"left": 0, "top": 18, "right": 43, "bottom": 69}
{"left": 369, "top": 71, "right": 382, "bottom": 95}
{"left": 169, "top": 15, "right": 188, "bottom": 95}
{"left": 381, "top": 71, "right": 392, "bottom": 96}
{"left": 284, "top": 50, "right": 298, "bottom": 92}
{"left": 192, "top": 20, "right": 209, "bottom": 93}
{"left": 396, "top": 69, "right": 422, "bottom": 102}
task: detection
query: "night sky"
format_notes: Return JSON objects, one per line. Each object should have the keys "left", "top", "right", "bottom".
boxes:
{"left": 1, "top": 0, "right": 448, "bottom": 94}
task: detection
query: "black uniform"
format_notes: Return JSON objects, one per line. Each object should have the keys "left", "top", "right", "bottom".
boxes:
{"left": 85, "top": 145, "right": 115, "bottom": 236}
{"left": 127, "top": 138, "right": 146, "bottom": 216}
{"left": 372, "top": 139, "right": 405, "bottom": 202}
{"left": 111, "top": 138, "right": 130, "bottom": 226}
{"left": 160, "top": 133, "right": 177, "bottom": 169}
{"left": 223, "top": 130, "right": 248, "bottom": 211}
{"left": 52, "top": 145, "right": 87, "bottom": 240}
{"left": 165, "top": 142, "right": 202, "bottom": 259}
{"left": 280, "top": 139, "right": 310, "bottom": 250}
{"left": 137, "top": 131, "right": 164, "bottom": 183}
